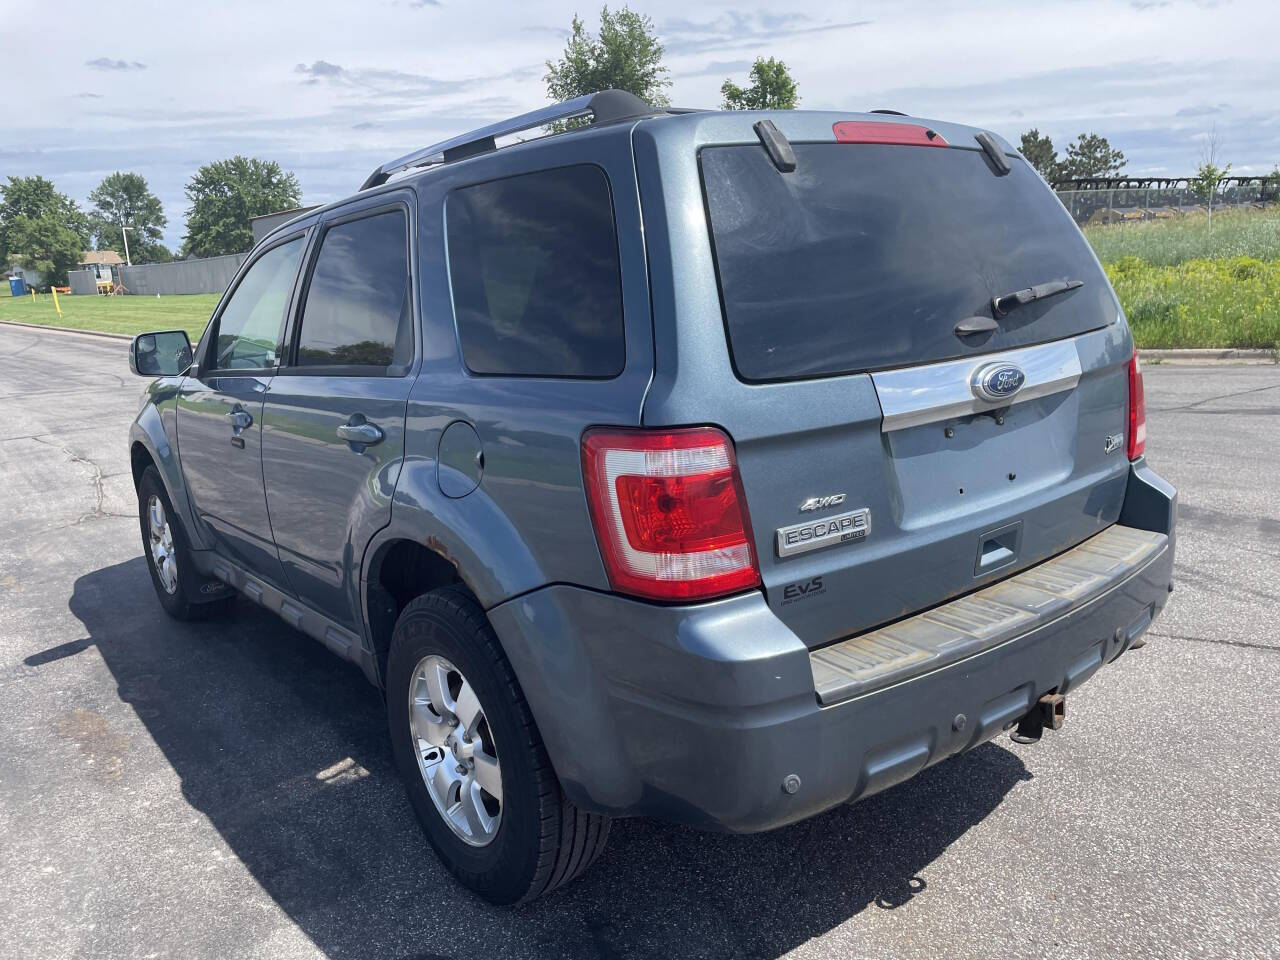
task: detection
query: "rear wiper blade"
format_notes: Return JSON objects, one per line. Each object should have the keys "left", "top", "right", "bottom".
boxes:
{"left": 992, "top": 278, "right": 1083, "bottom": 316}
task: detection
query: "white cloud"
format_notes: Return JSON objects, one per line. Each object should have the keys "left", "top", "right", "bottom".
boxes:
{"left": 5, "top": 0, "right": 1277, "bottom": 248}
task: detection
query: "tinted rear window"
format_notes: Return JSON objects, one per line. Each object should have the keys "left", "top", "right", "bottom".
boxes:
{"left": 700, "top": 143, "right": 1116, "bottom": 381}
{"left": 295, "top": 210, "right": 412, "bottom": 369}
{"left": 446, "top": 164, "right": 624, "bottom": 378}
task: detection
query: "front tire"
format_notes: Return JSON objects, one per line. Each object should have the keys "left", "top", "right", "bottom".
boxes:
{"left": 386, "top": 587, "right": 609, "bottom": 904}
{"left": 136, "top": 466, "right": 233, "bottom": 620}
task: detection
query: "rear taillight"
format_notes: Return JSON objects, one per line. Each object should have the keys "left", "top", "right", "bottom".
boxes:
{"left": 1128, "top": 347, "right": 1146, "bottom": 460}
{"left": 581, "top": 427, "right": 761, "bottom": 602}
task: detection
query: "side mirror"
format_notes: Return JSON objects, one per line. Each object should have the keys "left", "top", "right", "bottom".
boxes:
{"left": 130, "top": 330, "right": 193, "bottom": 377}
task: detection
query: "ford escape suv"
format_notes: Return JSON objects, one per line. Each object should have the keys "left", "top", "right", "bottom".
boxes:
{"left": 127, "top": 91, "right": 1177, "bottom": 904}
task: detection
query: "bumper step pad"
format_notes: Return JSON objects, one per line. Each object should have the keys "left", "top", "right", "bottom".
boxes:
{"left": 810, "top": 525, "right": 1168, "bottom": 705}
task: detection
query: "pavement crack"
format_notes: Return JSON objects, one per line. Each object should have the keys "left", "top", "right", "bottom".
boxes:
{"left": 28, "top": 435, "right": 113, "bottom": 521}
{"left": 1148, "top": 631, "right": 1278, "bottom": 652}
{"left": 1149, "top": 381, "right": 1280, "bottom": 413}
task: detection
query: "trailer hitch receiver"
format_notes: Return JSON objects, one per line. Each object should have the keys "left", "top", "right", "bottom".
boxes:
{"left": 1011, "top": 692, "right": 1066, "bottom": 744}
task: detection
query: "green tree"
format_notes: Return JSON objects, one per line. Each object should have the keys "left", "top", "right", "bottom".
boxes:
{"left": 545, "top": 6, "right": 670, "bottom": 109}
{"left": 0, "top": 176, "right": 90, "bottom": 285}
{"left": 1191, "top": 129, "right": 1230, "bottom": 226}
{"left": 1061, "top": 133, "right": 1126, "bottom": 178}
{"left": 4, "top": 216, "right": 85, "bottom": 286}
{"left": 132, "top": 240, "right": 174, "bottom": 264}
{"left": 88, "top": 171, "right": 167, "bottom": 259}
{"left": 1019, "top": 129, "right": 1063, "bottom": 182}
{"left": 0, "top": 175, "right": 90, "bottom": 267}
{"left": 182, "top": 156, "right": 301, "bottom": 258}
{"left": 720, "top": 57, "right": 799, "bottom": 111}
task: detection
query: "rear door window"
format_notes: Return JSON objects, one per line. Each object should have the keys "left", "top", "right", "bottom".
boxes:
{"left": 700, "top": 143, "right": 1117, "bottom": 381}
{"left": 446, "top": 164, "right": 624, "bottom": 378}
{"left": 293, "top": 209, "right": 412, "bottom": 371}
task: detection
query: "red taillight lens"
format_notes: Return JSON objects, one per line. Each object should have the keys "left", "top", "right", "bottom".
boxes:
{"left": 833, "top": 121, "right": 948, "bottom": 147}
{"left": 581, "top": 427, "right": 761, "bottom": 602}
{"left": 1128, "top": 347, "right": 1146, "bottom": 460}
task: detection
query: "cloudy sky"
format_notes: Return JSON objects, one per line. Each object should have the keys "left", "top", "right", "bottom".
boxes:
{"left": 3, "top": 0, "right": 1276, "bottom": 250}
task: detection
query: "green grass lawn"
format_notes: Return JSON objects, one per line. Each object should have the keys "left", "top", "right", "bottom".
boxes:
{"left": 0, "top": 292, "right": 216, "bottom": 341}
{"left": 1085, "top": 207, "right": 1280, "bottom": 351}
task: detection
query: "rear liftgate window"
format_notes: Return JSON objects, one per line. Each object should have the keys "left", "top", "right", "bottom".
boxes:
{"left": 700, "top": 140, "right": 1118, "bottom": 381}
{"left": 446, "top": 164, "right": 624, "bottom": 378}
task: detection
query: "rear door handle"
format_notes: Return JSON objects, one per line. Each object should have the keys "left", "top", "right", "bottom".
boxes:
{"left": 336, "top": 421, "right": 384, "bottom": 446}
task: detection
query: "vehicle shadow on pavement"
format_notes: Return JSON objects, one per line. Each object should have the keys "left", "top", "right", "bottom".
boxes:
{"left": 50, "top": 558, "right": 1033, "bottom": 960}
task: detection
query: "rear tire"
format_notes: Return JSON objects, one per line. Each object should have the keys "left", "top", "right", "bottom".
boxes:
{"left": 136, "top": 466, "right": 233, "bottom": 621}
{"left": 386, "top": 587, "right": 609, "bottom": 904}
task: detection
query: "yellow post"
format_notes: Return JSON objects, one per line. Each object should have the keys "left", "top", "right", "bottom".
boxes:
{"left": 51, "top": 286, "right": 62, "bottom": 318}
{"left": 30, "top": 289, "right": 35, "bottom": 303}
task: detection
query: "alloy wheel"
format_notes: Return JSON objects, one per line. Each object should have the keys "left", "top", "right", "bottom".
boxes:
{"left": 408, "top": 654, "right": 503, "bottom": 846}
{"left": 147, "top": 495, "right": 179, "bottom": 595}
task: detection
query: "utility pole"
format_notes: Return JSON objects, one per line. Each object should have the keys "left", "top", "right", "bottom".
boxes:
{"left": 121, "top": 225, "right": 133, "bottom": 267}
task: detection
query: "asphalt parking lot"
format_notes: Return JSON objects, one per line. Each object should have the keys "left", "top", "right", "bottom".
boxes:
{"left": 1, "top": 322, "right": 1277, "bottom": 960}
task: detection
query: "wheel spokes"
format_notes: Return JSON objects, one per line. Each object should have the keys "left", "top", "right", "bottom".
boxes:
{"left": 471, "top": 750, "right": 502, "bottom": 803}
{"left": 410, "top": 698, "right": 448, "bottom": 748}
{"left": 431, "top": 757, "right": 460, "bottom": 801}
{"left": 460, "top": 780, "right": 496, "bottom": 838}
{"left": 422, "top": 661, "right": 455, "bottom": 718}
{"left": 453, "top": 679, "right": 482, "bottom": 737}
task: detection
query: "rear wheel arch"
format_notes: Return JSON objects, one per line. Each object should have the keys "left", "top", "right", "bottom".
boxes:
{"left": 365, "top": 538, "right": 471, "bottom": 686}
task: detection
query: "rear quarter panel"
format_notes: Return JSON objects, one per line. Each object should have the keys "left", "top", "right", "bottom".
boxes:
{"left": 372, "top": 123, "right": 655, "bottom": 609}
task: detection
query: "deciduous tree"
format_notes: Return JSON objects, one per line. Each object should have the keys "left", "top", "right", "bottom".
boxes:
{"left": 182, "top": 156, "right": 301, "bottom": 258}
{"left": 1191, "top": 128, "right": 1231, "bottom": 226}
{"left": 721, "top": 57, "right": 799, "bottom": 111}
{"left": 0, "top": 176, "right": 90, "bottom": 285}
{"left": 545, "top": 6, "right": 670, "bottom": 109}
{"left": 88, "top": 171, "right": 167, "bottom": 259}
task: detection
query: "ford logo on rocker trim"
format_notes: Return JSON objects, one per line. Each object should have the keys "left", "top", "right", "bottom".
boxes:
{"left": 971, "top": 362, "right": 1027, "bottom": 402}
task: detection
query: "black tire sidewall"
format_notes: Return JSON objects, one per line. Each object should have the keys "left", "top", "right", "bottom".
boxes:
{"left": 386, "top": 591, "right": 545, "bottom": 903}
{"left": 137, "top": 467, "right": 198, "bottom": 618}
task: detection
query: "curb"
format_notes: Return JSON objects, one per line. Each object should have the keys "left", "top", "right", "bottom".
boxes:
{"left": 0, "top": 320, "right": 133, "bottom": 342}
{"left": 1140, "top": 348, "right": 1277, "bottom": 365}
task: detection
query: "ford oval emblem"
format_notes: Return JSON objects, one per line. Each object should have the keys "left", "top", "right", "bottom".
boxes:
{"left": 971, "top": 362, "right": 1026, "bottom": 402}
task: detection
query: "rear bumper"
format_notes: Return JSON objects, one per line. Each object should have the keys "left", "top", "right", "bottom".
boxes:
{"left": 489, "top": 460, "right": 1176, "bottom": 832}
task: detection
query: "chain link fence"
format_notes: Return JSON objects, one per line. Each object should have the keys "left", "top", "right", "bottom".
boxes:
{"left": 1056, "top": 182, "right": 1279, "bottom": 227}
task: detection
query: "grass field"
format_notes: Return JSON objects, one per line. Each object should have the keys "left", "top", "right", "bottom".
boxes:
{"left": 1084, "top": 205, "right": 1280, "bottom": 266}
{"left": 1085, "top": 206, "right": 1280, "bottom": 351}
{"left": 0, "top": 292, "right": 216, "bottom": 340}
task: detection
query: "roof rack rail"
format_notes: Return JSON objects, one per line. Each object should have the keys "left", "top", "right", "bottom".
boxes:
{"left": 359, "top": 89, "right": 655, "bottom": 191}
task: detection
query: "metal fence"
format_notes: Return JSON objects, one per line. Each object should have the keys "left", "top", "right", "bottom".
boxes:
{"left": 67, "top": 269, "right": 98, "bottom": 296}
{"left": 117, "top": 253, "right": 248, "bottom": 296}
{"left": 1056, "top": 183, "right": 1278, "bottom": 227}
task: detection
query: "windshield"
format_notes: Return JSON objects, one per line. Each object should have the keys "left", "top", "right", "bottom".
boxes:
{"left": 700, "top": 142, "right": 1117, "bottom": 381}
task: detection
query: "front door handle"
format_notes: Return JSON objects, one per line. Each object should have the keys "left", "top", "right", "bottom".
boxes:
{"left": 337, "top": 420, "right": 384, "bottom": 446}
{"left": 225, "top": 409, "right": 253, "bottom": 431}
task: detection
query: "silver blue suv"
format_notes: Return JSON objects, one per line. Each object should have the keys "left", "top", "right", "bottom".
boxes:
{"left": 127, "top": 91, "right": 1177, "bottom": 904}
